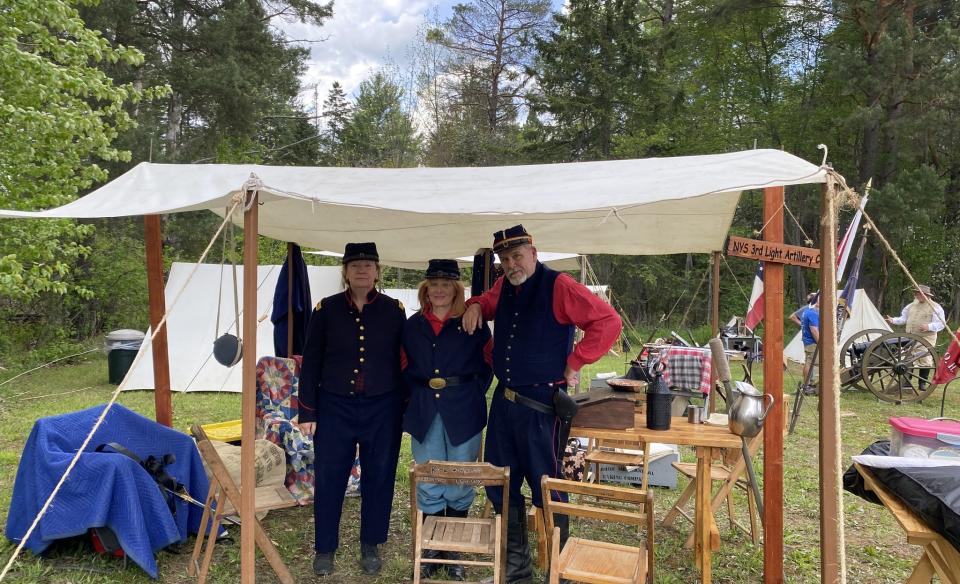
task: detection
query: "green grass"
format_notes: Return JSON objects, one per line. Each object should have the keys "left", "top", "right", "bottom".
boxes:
{"left": 0, "top": 351, "right": 955, "bottom": 583}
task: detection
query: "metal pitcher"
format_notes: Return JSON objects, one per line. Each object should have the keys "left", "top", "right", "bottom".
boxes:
{"left": 728, "top": 381, "right": 774, "bottom": 438}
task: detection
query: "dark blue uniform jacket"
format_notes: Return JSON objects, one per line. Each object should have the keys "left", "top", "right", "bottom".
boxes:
{"left": 493, "top": 263, "right": 574, "bottom": 400}
{"left": 299, "top": 290, "right": 406, "bottom": 423}
{"left": 402, "top": 312, "right": 493, "bottom": 446}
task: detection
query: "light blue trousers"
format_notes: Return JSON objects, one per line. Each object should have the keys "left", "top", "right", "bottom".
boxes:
{"left": 410, "top": 415, "right": 483, "bottom": 514}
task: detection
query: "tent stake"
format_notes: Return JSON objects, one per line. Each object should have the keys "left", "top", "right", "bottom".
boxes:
{"left": 762, "top": 186, "right": 785, "bottom": 583}
{"left": 145, "top": 214, "right": 172, "bottom": 427}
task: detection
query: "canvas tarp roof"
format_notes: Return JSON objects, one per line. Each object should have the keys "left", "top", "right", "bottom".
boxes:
{"left": 120, "top": 262, "right": 344, "bottom": 392}
{"left": 0, "top": 150, "right": 826, "bottom": 263}
{"left": 307, "top": 250, "right": 584, "bottom": 271}
{"left": 784, "top": 289, "right": 891, "bottom": 364}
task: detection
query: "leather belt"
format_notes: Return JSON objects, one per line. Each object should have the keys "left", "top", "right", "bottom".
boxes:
{"left": 503, "top": 387, "right": 556, "bottom": 416}
{"left": 421, "top": 374, "right": 480, "bottom": 390}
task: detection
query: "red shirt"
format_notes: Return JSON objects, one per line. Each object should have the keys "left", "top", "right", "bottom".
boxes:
{"left": 465, "top": 271, "right": 622, "bottom": 371}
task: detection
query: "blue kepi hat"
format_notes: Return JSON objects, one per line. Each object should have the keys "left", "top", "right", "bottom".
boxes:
{"left": 492, "top": 225, "right": 533, "bottom": 254}
{"left": 342, "top": 242, "right": 379, "bottom": 264}
{"left": 425, "top": 259, "right": 460, "bottom": 280}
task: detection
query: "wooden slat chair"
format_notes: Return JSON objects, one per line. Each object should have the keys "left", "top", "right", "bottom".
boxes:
{"left": 410, "top": 461, "right": 510, "bottom": 584}
{"left": 187, "top": 424, "right": 298, "bottom": 584}
{"left": 541, "top": 477, "right": 655, "bottom": 584}
{"left": 662, "top": 431, "right": 762, "bottom": 547}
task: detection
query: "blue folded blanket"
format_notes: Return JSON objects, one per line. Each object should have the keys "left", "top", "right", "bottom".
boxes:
{"left": 5, "top": 403, "right": 210, "bottom": 578}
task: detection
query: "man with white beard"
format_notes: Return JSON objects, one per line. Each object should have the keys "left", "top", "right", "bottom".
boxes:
{"left": 462, "top": 224, "right": 621, "bottom": 583}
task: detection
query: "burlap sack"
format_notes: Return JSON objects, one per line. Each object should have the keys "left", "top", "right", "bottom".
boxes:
{"left": 206, "top": 439, "right": 287, "bottom": 519}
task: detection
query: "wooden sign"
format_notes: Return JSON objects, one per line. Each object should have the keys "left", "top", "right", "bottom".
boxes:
{"left": 726, "top": 235, "right": 821, "bottom": 268}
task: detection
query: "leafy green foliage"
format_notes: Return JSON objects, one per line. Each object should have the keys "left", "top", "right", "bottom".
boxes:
{"left": 0, "top": 0, "right": 158, "bottom": 301}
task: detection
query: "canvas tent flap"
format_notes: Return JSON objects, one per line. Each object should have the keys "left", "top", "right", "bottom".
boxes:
{"left": 0, "top": 150, "right": 825, "bottom": 260}
{"left": 121, "top": 263, "right": 344, "bottom": 392}
{"left": 784, "top": 289, "right": 891, "bottom": 364}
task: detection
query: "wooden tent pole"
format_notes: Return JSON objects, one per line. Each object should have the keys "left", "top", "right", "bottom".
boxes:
{"left": 241, "top": 192, "right": 259, "bottom": 584}
{"left": 144, "top": 214, "right": 172, "bottom": 427}
{"left": 709, "top": 250, "right": 721, "bottom": 414}
{"left": 818, "top": 182, "right": 846, "bottom": 583}
{"left": 286, "top": 242, "right": 294, "bottom": 357}
{"left": 762, "top": 186, "right": 785, "bottom": 583}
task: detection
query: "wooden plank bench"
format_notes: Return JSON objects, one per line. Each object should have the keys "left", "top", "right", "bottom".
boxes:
{"left": 854, "top": 463, "right": 960, "bottom": 584}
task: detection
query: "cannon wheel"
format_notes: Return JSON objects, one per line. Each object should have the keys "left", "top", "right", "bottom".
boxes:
{"left": 839, "top": 329, "right": 890, "bottom": 391}
{"left": 861, "top": 332, "right": 940, "bottom": 403}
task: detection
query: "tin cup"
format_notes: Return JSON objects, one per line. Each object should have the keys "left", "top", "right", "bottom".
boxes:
{"left": 686, "top": 404, "right": 702, "bottom": 424}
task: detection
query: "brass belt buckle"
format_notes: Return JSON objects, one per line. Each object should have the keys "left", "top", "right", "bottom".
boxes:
{"left": 504, "top": 388, "right": 516, "bottom": 402}
{"left": 428, "top": 377, "right": 447, "bottom": 390}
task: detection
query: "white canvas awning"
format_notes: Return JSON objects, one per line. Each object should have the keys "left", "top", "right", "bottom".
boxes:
{"left": 0, "top": 149, "right": 826, "bottom": 261}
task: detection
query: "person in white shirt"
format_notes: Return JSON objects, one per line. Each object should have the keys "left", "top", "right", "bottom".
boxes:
{"left": 885, "top": 284, "right": 946, "bottom": 388}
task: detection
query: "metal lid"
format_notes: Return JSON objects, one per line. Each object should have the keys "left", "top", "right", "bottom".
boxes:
{"left": 734, "top": 381, "right": 762, "bottom": 396}
{"left": 105, "top": 329, "right": 145, "bottom": 342}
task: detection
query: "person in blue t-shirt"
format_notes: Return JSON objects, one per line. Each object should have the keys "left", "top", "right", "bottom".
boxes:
{"left": 800, "top": 296, "right": 820, "bottom": 392}
{"left": 789, "top": 292, "right": 818, "bottom": 327}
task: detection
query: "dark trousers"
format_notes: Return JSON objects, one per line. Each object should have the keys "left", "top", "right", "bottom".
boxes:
{"left": 483, "top": 387, "right": 567, "bottom": 512}
{"left": 312, "top": 391, "right": 404, "bottom": 553}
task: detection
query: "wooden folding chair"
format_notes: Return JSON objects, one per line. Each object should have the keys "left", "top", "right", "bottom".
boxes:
{"left": 662, "top": 431, "right": 762, "bottom": 546}
{"left": 410, "top": 461, "right": 509, "bottom": 584}
{"left": 541, "top": 477, "right": 655, "bottom": 584}
{"left": 187, "top": 424, "right": 298, "bottom": 584}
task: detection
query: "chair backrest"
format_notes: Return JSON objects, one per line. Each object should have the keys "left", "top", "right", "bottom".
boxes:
{"left": 541, "top": 477, "right": 655, "bottom": 582}
{"left": 411, "top": 461, "right": 510, "bottom": 489}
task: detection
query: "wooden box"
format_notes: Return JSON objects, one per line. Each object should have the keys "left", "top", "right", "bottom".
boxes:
{"left": 571, "top": 388, "right": 638, "bottom": 430}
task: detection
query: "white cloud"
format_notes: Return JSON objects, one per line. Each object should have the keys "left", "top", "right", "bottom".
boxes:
{"left": 278, "top": 1, "right": 444, "bottom": 113}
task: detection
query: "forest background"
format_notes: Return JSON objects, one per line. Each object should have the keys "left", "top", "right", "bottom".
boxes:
{"left": 2, "top": 0, "right": 958, "bottom": 367}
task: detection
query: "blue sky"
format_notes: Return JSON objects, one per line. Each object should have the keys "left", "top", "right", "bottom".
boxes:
{"left": 279, "top": 1, "right": 565, "bottom": 113}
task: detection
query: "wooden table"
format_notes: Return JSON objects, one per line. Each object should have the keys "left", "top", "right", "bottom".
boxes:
{"left": 572, "top": 414, "right": 742, "bottom": 583}
{"left": 854, "top": 463, "right": 960, "bottom": 584}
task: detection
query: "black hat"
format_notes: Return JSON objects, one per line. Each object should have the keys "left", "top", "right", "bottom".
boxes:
{"left": 492, "top": 224, "right": 533, "bottom": 254}
{"left": 342, "top": 242, "right": 379, "bottom": 264}
{"left": 425, "top": 259, "right": 460, "bottom": 280}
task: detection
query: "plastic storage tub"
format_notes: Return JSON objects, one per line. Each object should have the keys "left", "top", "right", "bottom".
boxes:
{"left": 889, "top": 417, "right": 960, "bottom": 458}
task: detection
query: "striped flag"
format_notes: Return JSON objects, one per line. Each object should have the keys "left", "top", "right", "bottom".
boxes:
{"left": 836, "top": 233, "right": 866, "bottom": 331}
{"left": 836, "top": 192, "right": 869, "bottom": 283}
{"left": 745, "top": 263, "right": 764, "bottom": 331}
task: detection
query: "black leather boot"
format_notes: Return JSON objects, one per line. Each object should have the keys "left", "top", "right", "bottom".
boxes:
{"left": 505, "top": 504, "right": 533, "bottom": 583}
{"left": 360, "top": 543, "right": 381, "bottom": 575}
{"left": 313, "top": 551, "right": 335, "bottom": 576}
{"left": 919, "top": 368, "right": 931, "bottom": 390}
{"left": 445, "top": 506, "right": 469, "bottom": 581}
{"left": 419, "top": 510, "right": 446, "bottom": 580}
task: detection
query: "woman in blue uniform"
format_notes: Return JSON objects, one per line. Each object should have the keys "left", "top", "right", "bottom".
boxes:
{"left": 298, "top": 242, "right": 406, "bottom": 577}
{"left": 403, "top": 259, "right": 492, "bottom": 581}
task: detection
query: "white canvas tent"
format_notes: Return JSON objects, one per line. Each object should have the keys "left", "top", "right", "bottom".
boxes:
{"left": 784, "top": 289, "right": 891, "bottom": 363}
{"left": 0, "top": 150, "right": 825, "bottom": 259}
{"left": 120, "top": 262, "right": 344, "bottom": 392}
